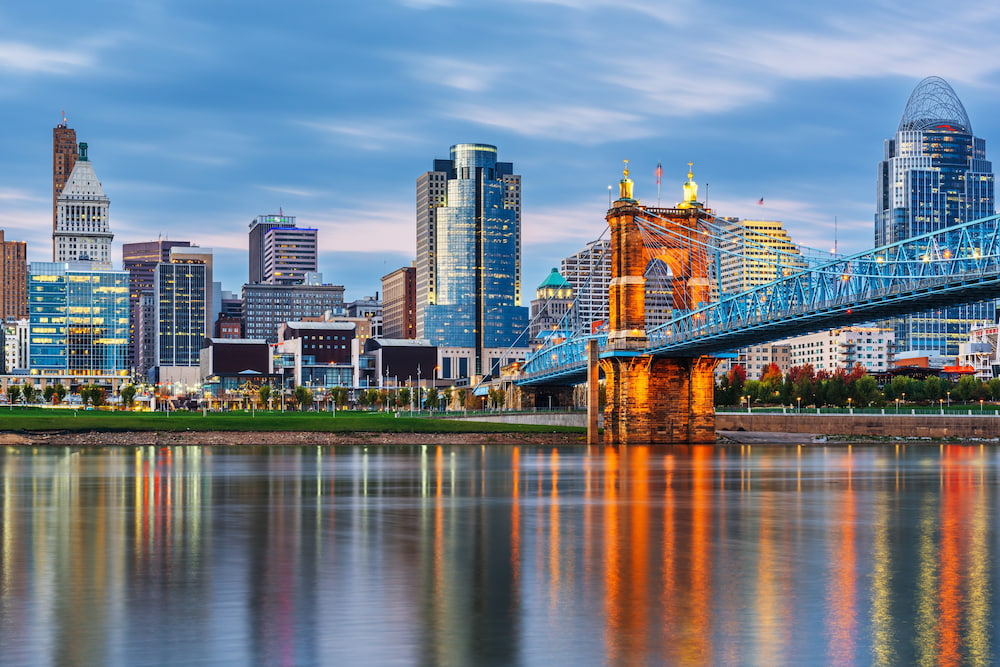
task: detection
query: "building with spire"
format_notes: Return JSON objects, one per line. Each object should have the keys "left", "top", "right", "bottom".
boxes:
{"left": 876, "top": 76, "right": 996, "bottom": 355}
{"left": 416, "top": 143, "right": 529, "bottom": 380}
{"left": 53, "top": 142, "right": 113, "bottom": 267}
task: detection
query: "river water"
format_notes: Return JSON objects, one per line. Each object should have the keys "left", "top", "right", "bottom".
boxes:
{"left": 0, "top": 443, "right": 997, "bottom": 666}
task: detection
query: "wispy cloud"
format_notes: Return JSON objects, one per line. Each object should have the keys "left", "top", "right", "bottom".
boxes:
{"left": 409, "top": 56, "right": 506, "bottom": 92}
{"left": 446, "top": 104, "right": 648, "bottom": 142}
{"left": 297, "top": 119, "right": 419, "bottom": 151}
{"left": 256, "top": 185, "right": 323, "bottom": 198}
{"left": 0, "top": 41, "right": 94, "bottom": 74}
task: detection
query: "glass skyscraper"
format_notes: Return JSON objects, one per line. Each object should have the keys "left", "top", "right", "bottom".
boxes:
{"left": 876, "top": 76, "right": 996, "bottom": 355}
{"left": 28, "top": 262, "right": 129, "bottom": 376}
{"left": 416, "top": 144, "right": 529, "bottom": 378}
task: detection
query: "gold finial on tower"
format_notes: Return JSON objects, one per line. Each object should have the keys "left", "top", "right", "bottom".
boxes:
{"left": 680, "top": 161, "right": 700, "bottom": 208}
{"left": 618, "top": 159, "right": 635, "bottom": 201}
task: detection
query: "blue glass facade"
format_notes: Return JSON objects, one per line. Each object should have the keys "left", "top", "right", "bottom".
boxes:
{"left": 28, "top": 262, "right": 129, "bottom": 376}
{"left": 419, "top": 144, "right": 529, "bottom": 375}
{"left": 876, "top": 78, "right": 996, "bottom": 355}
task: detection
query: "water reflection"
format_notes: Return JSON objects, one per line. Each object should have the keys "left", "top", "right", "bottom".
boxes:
{"left": 0, "top": 444, "right": 998, "bottom": 665}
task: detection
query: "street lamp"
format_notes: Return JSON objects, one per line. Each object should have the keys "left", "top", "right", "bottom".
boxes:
{"left": 796, "top": 396, "right": 801, "bottom": 413}
{"left": 847, "top": 397, "right": 853, "bottom": 413}
{"left": 939, "top": 398, "right": 944, "bottom": 414}
{"left": 895, "top": 398, "right": 900, "bottom": 413}
{"left": 746, "top": 395, "right": 752, "bottom": 414}
{"left": 947, "top": 391, "right": 951, "bottom": 408}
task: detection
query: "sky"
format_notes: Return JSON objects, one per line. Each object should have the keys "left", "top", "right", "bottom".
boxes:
{"left": 3, "top": 0, "right": 1000, "bottom": 302}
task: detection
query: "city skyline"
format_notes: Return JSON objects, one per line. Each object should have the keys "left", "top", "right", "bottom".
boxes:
{"left": 3, "top": 2, "right": 1000, "bottom": 299}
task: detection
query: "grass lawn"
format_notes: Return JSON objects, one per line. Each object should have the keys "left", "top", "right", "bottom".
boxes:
{"left": 0, "top": 407, "right": 583, "bottom": 435}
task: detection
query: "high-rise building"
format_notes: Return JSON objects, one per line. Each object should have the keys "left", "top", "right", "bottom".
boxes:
{"left": 560, "top": 240, "right": 611, "bottom": 333}
{"left": 0, "top": 230, "right": 28, "bottom": 320}
{"left": 28, "top": 262, "right": 129, "bottom": 377}
{"left": 52, "top": 118, "right": 78, "bottom": 237}
{"left": 153, "top": 257, "right": 207, "bottom": 385}
{"left": 53, "top": 142, "right": 113, "bottom": 267}
{"left": 876, "top": 76, "right": 996, "bottom": 355}
{"left": 416, "top": 143, "right": 529, "bottom": 378}
{"left": 247, "top": 213, "right": 318, "bottom": 285}
{"left": 381, "top": 266, "right": 416, "bottom": 339}
{"left": 123, "top": 239, "right": 192, "bottom": 375}
{"left": 262, "top": 225, "right": 318, "bottom": 285}
{"left": 717, "top": 219, "right": 805, "bottom": 296}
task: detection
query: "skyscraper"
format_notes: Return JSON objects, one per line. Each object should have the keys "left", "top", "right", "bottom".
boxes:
{"left": 123, "top": 239, "right": 192, "bottom": 375}
{"left": 876, "top": 76, "right": 996, "bottom": 355}
{"left": 153, "top": 257, "right": 207, "bottom": 385}
{"left": 53, "top": 142, "right": 113, "bottom": 267}
{"left": 416, "top": 143, "right": 529, "bottom": 378}
{"left": 248, "top": 213, "right": 317, "bottom": 285}
{"left": 52, "top": 118, "right": 78, "bottom": 239}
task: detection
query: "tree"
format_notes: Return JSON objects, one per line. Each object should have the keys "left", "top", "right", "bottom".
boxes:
{"left": 79, "top": 385, "right": 92, "bottom": 407}
{"left": 21, "top": 382, "right": 37, "bottom": 405}
{"left": 442, "top": 387, "right": 452, "bottom": 411}
{"left": 43, "top": 385, "right": 56, "bottom": 404}
{"left": 425, "top": 387, "right": 440, "bottom": 411}
{"left": 397, "top": 387, "right": 411, "bottom": 409}
{"left": 258, "top": 384, "right": 272, "bottom": 409}
{"left": 854, "top": 375, "right": 882, "bottom": 407}
{"left": 54, "top": 383, "right": 67, "bottom": 405}
{"left": 6, "top": 384, "right": 21, "bottom": 406}
{"left": 293, "top": 385, "right": 313, "bottom": 410}
{"left": 457, "top": 389, "right": 467, "bottom": 410}
{"left": 989, "top": 378, "right": 1000, "bottom": 401}
{"left": 120, "top": 384, "right": 137, "bottom": 410}
{"left": 330, "top": 386, "right": 349, "bottom": 410}
{"left": 89, "top": 386, "right": 106, "bottom": 407}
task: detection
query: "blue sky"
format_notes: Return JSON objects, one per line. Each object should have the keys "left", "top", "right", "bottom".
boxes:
{"left": 3, "top": 0, "right": 1000, "bottom": 301}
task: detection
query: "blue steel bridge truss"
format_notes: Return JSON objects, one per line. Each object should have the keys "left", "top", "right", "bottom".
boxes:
{"left": 518, "top": 212, "right": 1000, "bottom": 386}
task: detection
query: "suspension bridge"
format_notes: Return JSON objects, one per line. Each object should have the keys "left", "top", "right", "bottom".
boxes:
{"left": 512, "top": 166, "right": 1000, "bottom": 444}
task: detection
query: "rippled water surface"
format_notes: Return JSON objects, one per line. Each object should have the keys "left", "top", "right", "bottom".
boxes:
{"left": 1, "top": 443, "right": 999, "bottom": 666}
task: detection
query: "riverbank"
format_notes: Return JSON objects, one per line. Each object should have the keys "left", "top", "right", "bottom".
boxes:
{"left": 0, "top": 430, "right": 588, "bottom": 446}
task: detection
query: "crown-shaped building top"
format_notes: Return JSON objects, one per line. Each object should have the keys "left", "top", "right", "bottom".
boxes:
{"left": 53, "top": 141, "right": 112, "bottom": 266}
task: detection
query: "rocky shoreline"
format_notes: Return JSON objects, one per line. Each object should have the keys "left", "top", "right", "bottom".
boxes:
{"left": 0, "top": 430, "right": 589, "bottom": 446}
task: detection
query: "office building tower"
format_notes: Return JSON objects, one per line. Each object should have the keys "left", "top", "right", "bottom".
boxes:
{"left": 52, "top": 118, "right": 78, "bottom": 236}
{"left": 53, "top": 142, "right": 113, "bottom": 267}
{"left": 560, "top": 240, "right": 611, "bottom": 333}
{"left": 123, "top": 240, "right": 192, "bottom": 374}
{"left": 876, "top": 76, "right": 996, "bottom": 355}
{"left": 167, "top": 246, "right": 215, "bottom": 337}
{"left": 717, "top": 219, "right": 805, "bottom": 296}
{"left": 416, "top": 143, "right": 529, "bottom": 377}
{"left": 28, "top": 262, "right": 129, "bottom": 377}
{"left": 0, "top": 230, "right": 28, "bottom": 320}
{"left": 248, "top": 213, "right": 316, "bottom": 284}
{"left": 382, "top": 266, "right": 416, "bottom": 340}
{"left": 262, "top": 225, "right": 318, "bottom": 285}
{"left": 242, "top": 281, "right": 346, "bottom": 343}
{"left": 153, "top": 257, "right": 207, "bottom": 385}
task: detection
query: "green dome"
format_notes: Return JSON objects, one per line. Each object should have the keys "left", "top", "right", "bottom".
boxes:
{"left": 537, "top": 268, "right": 572, "bottom": 291}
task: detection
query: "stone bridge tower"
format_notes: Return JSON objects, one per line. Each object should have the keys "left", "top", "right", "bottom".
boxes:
{"left": 598, "top": 163, "right": 717, "bottom": 444}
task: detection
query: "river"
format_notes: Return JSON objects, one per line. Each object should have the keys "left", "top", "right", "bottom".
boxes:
{"left": 0, "top": 443, "right": 996, "bottom": 665}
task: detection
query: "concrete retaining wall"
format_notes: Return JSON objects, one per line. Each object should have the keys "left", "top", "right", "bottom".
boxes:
{"left": 717, "top": 413, "right": 1000, "bottom": 439}
{"left": 448, "top": 412, "right": 591, "bottom": 428}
